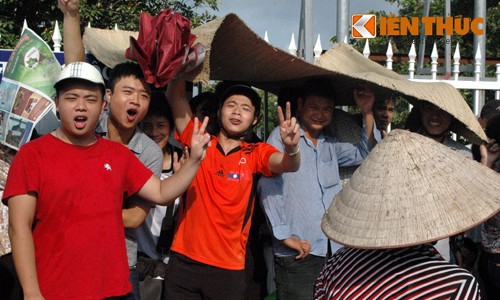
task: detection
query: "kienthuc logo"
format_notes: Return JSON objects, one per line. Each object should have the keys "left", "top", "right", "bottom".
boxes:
{"left": 352, "top": 14, "right": 377, "bottom": 38}
{"left": 351, "top": 14, "right": 484, "bottom": 39}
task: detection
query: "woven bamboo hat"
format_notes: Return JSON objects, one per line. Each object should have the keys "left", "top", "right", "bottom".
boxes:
{"left": 322, "top": 129, "right": 500, "bottom": 249}
{"left": 81, "top": 15, "right": 485, "bottom": 144}
{"left": 316, "top": 43, "right": 486, "bottom": 145}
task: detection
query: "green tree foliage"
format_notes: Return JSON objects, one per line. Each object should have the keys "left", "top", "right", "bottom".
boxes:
{"left": 0, "top": 0, "right": 219, "bottom": 49}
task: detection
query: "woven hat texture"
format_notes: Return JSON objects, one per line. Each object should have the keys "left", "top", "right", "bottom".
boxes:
{"left": 322, "top": 129, "right": 500, "bottom": 249}
{"left": 83, "top": 28, "right": 138, "bottom": 68}
{"left": 316, "top": 43, "right": 486, "bottom": 144}
{"left": 81, "top": 14, "right": 485, "bottom": 144}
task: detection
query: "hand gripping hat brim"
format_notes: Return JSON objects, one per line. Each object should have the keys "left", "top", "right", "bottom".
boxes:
{"left": 322, "top": 129, "right": 500, "bottom": 249}
{"left": 54, "top": 61, "right": 105, "bottom": 89}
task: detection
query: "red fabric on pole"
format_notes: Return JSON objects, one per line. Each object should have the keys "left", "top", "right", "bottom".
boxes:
{"left": 126, "top": 9, "right": 197, "bottom": 87}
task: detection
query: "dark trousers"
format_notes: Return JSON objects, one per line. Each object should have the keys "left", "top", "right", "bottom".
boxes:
{"left": 479, "top": 251, "right": 500, "bottom": 300}
{"left": 163, "top": 252, "right": 246, "bottom": 300}
{"left": 0, "top": 253, "right": 22, "bottom": 300}
{"left": 274, "top": 254, "right": 325, "bottom": 300}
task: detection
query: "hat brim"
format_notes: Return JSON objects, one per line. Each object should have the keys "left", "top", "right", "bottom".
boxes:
{"left": 82, "top": 14, "right": 486, "bottom": 144}
{"left": 322, "top": 129, "right": 500, "bottom": 249}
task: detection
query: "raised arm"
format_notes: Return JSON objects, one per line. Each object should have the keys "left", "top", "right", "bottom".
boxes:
{"left": 268, "top": 102, "right": 301, "bottom": 174}
{"left": 8, "top": 193, "right": 45, "bottom": 299}
{"left": 58, "top": 0, "right": 86, "bottom": 63}
{"left": 165, "top": 78, "right": 194, "bottom": 135}
{"left": 353, "top": 85, "right": 376, "bottom": 147}
{"left": 137, "top": 117, "right": 210, "bottom": 205}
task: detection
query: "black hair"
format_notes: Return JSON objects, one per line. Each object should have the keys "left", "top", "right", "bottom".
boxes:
{"left": 278, "top": 86, "right": 301, "bottom": 117}
{"left": 189, "top": 92, "right": 218, "bottom": 116}
{"left": 107, "top": 62, "right": 149, "bottom": 93}
{"left": 485, "top": 114, "right": 500, "bottom": 143}
{"left": 215, "top": 81, "right": 261, "bottom": 118}
{"left": 189, "top": 92, "right": 219, "bottom": 135}
{"left": 299, "top": 78, "right": 336, "bottom": 105}
{"left": 146, "top": 89, "right": 174, "bottom": 128}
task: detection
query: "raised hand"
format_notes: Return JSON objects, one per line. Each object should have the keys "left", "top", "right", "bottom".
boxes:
{"left": 480, "top": 139, "right": 500, "bottom": 168}
{"left": 353, "top": 84, "right": 375, "bottom": 115}
{"left": 278, "top": 101, "right": 300, "bottom": 153}
{"left": 189, "top": 116, "right": 211, "bottom": 163}
{"left": 58, "top": 0, "right": 79, "bottom": 15}
{"left": 172, "top": 146, "right": 189, "bottom": 173}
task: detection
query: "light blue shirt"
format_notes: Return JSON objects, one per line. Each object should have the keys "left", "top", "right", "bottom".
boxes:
{"left": 258, "top": 121, "right": 372, "bottom": 257}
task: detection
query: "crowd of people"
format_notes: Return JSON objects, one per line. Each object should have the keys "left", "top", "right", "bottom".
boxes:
{"left": 0, "top": 0, "right": 499, "bottom": 300}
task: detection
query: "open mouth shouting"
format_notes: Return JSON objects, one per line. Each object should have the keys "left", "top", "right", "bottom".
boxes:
{"left": 74, "top": 116, "right": 88, "bottom": 130}
{"left": 127, "top": 108, "right": 139, "bottom": 122}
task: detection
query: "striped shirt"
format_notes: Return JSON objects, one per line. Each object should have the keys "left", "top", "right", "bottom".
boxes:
{"left": 315, "top": 245, "right": 480, "bottom": 300}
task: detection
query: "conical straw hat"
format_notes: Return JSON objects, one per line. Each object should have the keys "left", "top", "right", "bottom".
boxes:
{"left": 316, "top": 43, "right": 486, "bottom": 145}
{"left": 81, "top": 15, "right": 485, "bottom": 144}
{"left": 83, "top": 27, "right": 138, "bottom": 68}
{"left": 322, "top": 129, "right": 500, "bottom": 249}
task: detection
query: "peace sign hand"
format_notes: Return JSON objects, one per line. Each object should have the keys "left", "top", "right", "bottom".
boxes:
{"left": 189, "top": 116, "right": 211, "bottom": 163}
{"left": 278, "top": 101, "right": 300, "bottom": 153}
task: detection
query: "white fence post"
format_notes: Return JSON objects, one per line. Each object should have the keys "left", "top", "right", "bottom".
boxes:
{"left": 408, "top": 41, "right": 416, "bottom": 80}
{"left": 22, "top": 19, "right": 28, "bottom": 33}
{"left": 363, "top": 39, "right": 370, "bottom": 58}
{"left": 496, "top": 64, "right": 500, "bottom": 100}
{"left": 408, "top": 41, "right": 416, "bottom": 111}
{"left": 289, "top": 33, "right": 297, "bottom": 56}
{"left": 386, "top": 40, "right": 393, "bottom": 70}
{"left": 474, "top": 43, "right": 482, "bottom": 116}
{"left": 431, "top": 43, "right": 438, "bottom": 80}
{"left": 453, "top": 43, "right": 460, "bottom": 81}
{"left": 314, "top": 34, "right": 322, "bottom": 61}
{"left": 52, "top": 21, "right": 62, "bottom": 52}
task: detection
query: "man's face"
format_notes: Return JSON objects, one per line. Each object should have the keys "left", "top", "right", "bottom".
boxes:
{"left": 56, "top": 81, "right": 106, "bottom": 139}
{"left": 297, "top": 95, "right": 334, "bottom": 138}
{"left": 106, "top": 76, "right": 151, "bottom": 130}
{"left": 219, "top": 95, "right": 257, "bottom": 136}
{"left": 421, "top": 102, "right": 453, "bottom": 136}
{"left": 373, "top": 99, "right": 395, "bottom": 131}
{"left": 140, "top": 114, "right": 172, "bottom": 150}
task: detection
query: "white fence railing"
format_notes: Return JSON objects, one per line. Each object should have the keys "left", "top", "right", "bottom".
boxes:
{"left": 286, "top": 33, "right": 500, "bottom": 116}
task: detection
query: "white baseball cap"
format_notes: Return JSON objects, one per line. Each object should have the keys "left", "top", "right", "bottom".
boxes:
{"left": 54, "top": 61, "right": 105, "bottom": 89}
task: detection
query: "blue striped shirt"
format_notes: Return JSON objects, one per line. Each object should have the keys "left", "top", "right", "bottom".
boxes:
{"left": 258, "top": 122, "right": 372, "bottom": 257}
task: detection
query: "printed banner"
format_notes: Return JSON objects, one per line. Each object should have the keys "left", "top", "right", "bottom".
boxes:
{"left": 0, "top": 27, "right": 60, "bottom": 150}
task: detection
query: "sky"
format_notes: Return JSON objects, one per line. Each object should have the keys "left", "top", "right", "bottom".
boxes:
{"left": 197, "top": 0, "right": 399, "bottom": 52}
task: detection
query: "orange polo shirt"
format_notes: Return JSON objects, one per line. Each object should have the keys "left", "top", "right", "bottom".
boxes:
{"left": 171, "top": 119, "right": 278, "bottom": 270}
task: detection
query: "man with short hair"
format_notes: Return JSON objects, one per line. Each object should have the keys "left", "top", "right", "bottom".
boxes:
{"left": 258, "top": 79, "right": 376, "bottom": 300}
{"left": 478, "top": 99, "right": 500, "bottom": 129}
{"left": 59, "top": 1, "right": 165, "bottom": 297}
{"left": 372, "top": 93, "right": 397, "bottom": 138}
{"left": 4, "top": 61, "right": 210, "bottom": 299}
{"left": 163, "top": 78, "right": 301, "bottom": 299}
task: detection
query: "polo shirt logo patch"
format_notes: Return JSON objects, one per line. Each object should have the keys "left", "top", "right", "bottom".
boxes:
{"left": 228, "top": 172, "right": 240, "bottom": 181}
{"left": 227, "top": 170, "right": 250, "bottom": 181}
{"left": 215, "top": 170, "right": 224, "bottom": 177}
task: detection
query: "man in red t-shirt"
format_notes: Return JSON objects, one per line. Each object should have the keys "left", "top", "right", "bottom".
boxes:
{"left": 163, "top": 78, "right": 301, "bottom": 299}
{"left": 3, "top": 62, "right": 210, "bottom": 299}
